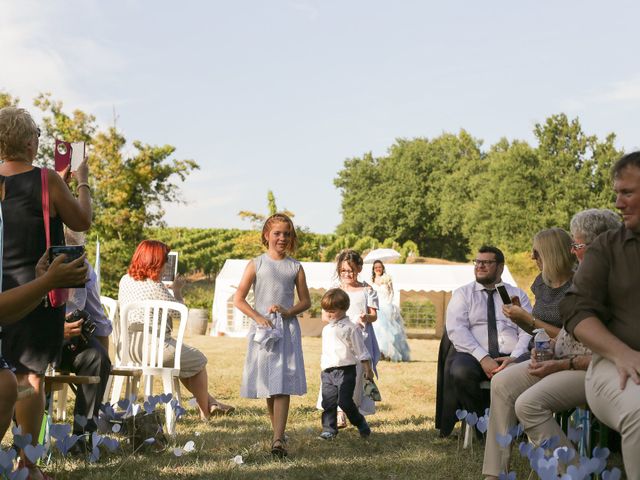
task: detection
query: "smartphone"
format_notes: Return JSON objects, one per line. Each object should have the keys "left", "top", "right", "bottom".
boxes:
{"left": 54, "top": 140, "right": 72, "bottom": 172}
{"left": 49, "top": 245, "right": 86, "bottom": 288}
{"left": 54, "top": 140, "right": 85, "bottom": 172}
{"left": 161, "top": 251, "right": 179, "bottom": 284}
{"left": 495, "top": 282, "right": 512, "bottom": 305}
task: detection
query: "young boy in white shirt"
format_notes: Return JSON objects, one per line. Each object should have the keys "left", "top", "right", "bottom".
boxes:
{"left": 318, "top": 288, "right": 373, "bottom": 440}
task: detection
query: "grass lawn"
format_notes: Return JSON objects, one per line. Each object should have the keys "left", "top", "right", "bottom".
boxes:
{"left": 1, "top": 335, "right": 621, "bottom": 479}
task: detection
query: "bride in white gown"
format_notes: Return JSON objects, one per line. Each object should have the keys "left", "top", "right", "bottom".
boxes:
{"left": 369, "top": 260, "right": 411, "bottom": 362}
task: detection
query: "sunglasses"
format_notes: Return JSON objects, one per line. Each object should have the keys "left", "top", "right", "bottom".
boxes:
{"left": 570, "top": 243, "right": 587, "bottom": 250}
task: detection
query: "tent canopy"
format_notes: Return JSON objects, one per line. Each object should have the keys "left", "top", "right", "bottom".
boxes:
{"left": 211, "top": 259, "right": 517, "bottom": 337}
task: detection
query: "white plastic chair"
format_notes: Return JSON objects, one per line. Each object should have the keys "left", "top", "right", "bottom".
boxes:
{"left": 101, "top": 296, "right": 143, "bottom": 405}
{"left": 119, "top": 300, "right": 188, "bottom": 435}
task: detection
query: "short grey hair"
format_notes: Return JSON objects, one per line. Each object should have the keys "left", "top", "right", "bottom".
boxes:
{"left": 569, "top": 209, "right": 621, "bottom": 244}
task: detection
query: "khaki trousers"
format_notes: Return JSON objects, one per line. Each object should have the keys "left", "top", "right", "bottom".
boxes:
{"left": 482, "top": 361, "right": 586, "bottom": 477}
{"left": 586, "top": 354, "right": 640, "bottom": 479}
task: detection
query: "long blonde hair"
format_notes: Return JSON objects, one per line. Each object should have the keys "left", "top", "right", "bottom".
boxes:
{"left": 532, "top": 228, "right": 575, "bottom": 286}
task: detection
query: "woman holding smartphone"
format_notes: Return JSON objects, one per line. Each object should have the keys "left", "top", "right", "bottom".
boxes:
{"left": 0, "top": 106, "right": 91, "bottom": 480}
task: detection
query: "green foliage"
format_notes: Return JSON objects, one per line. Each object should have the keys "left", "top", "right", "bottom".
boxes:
{"left": 17, "top": 93, "right": 200, "bottom": 294}
{"left": 335, "top": 115, "right": 621, "bottom": 258}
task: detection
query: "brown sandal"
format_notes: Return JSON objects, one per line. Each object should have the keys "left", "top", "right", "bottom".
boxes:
{"left": 270, "top": 438, "right": 287, "bottom": 458}
{"left": 209, "top": 401, "right": 235, "bottom": 416}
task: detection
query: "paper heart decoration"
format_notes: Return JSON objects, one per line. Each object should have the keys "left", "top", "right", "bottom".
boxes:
{"left": 496, "top": 433, "right": 512, "bottom": 448}
{"left": 24, "top": 444, "right": 45, "bottom": 463}
{"left": 455, "top": 409, "right": 468, "bottom": 421}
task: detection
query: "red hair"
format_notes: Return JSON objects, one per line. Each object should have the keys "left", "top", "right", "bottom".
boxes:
{"left": 128, "top": 240, "right": 170, "bottom": 281}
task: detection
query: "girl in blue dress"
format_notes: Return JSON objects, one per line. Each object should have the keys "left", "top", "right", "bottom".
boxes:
{"left": 234, "top": 213, "right": 311, "bottom": 458}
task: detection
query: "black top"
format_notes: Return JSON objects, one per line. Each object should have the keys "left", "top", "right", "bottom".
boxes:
{"left": 531, "top": 273, "right": 572, "bottom": 328}
{"left": 1, "top": 168, "right": 64, "bottom": 289}
{"left": 0, "top": 167, "right": 65, "bottom": 373}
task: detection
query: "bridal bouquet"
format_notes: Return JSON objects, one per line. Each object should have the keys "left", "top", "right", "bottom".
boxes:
{"left": 379, "top": 274, "right": 392, "bottom": 285}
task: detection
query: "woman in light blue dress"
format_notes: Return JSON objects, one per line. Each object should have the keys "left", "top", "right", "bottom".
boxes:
{"left": 234, "top": 213, "right": 311, "bottom": 458}
{"left": 370, "top": 260, "right": 411, "bottom": 362}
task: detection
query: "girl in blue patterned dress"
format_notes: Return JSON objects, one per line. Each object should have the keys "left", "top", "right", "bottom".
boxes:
{"left": 234, "top": 213, "right": 311, "bottom": 458}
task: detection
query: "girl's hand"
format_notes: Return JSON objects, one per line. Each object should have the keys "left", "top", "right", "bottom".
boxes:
{"left": 268, "top": 304, "right": 290, "bottom": 318}
{"left": 357, "top": 313, "right": 367, "bottom": 328}
{"left": 41, "top": 253, "right": 88, "bottom": 289}
{"left": 255, "top": 315, "right": 274, "bottom": 329}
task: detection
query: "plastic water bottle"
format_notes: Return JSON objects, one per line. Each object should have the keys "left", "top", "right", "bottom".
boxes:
{"left": 533, "top": 328, "right": 553, "bottom": 361}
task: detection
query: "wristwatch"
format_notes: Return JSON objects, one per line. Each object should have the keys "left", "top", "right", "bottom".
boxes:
{"left": 568, "top": 357, "right": 576, "bottom": 370}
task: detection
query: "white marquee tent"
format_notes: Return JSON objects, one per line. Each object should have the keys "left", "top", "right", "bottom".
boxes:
{"left": 210, "top": 259, "right": 517, "bottom": 338}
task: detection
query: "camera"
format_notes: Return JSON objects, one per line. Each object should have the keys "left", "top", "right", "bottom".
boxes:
{"left": 65, "top": 309, "right": 96, "bottom": 352}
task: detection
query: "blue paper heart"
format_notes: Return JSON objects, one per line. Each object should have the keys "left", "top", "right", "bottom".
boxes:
{"left": 159, "top": 393, "right": 173, "bottom": 403}
{"left": 601, "top": 467, "right": 622, "bottom": 480}
{"left": 508, "top": 423, "right": 524, "bottom": 438}
{"left": 592, "top": 446, "right": 610, "bottom": 460}
{"left": 91, "top": 432, "right": 103, "bottom": 448}
{"left": 455, "top": 409, "right": 468, "bottom": 421}
{"left": 0, "top": 448, "right": 17, "bottom": 473}
{"left": 100, "top": 403, "right": 116, "bottom": 418}
{"left": 540, "top": 435, "right": 560, "bottom": 450}
{"left": 117, "top": 398, "right": 130, "bottom": 411}
{"left": 476, "top": 416, "right": 488, "bottom": 434}
{"left": 89, "top": 445, "right": 100, "bottom": 463}
{"left": 101, "top": 437, "right": 120, "bottom": 452}
{"left": 24, "top": 444, "right": 45, "bottom": 463}
{"left": 498, "top": 472, "right": 516, "bottom": 480}
{"left": 567, "top": 426, "right": 582, "bottom": 444}
{"left": 55, "top": 434, "right": 79, "bottom": 456}
{"left": 11, "top": 426, "right": 32, "bottom": 450}
{"left": 74, "top": 414, "right": 88, "bottom": 428}
{"left": 50, "top": 423, "right": 72, "bottom": 440}
{"left": 143, "top": 401, "right": 155, "bottom": 414}
{"left": 466, "top": 412, "right": 478, "bottom": 427}
{"left": 554, "top": 446, "right": 576, "bottom": 464}
{"left": 496, "top": 433, "right": 512, "bottom": 448}
{"left": 537, "top": 457, "right": 559, "bottom": 480}
{"left": 518, "top": 441, "right": 533, "bottom": 458}
{"left": 566, "top": 464, "right": 587, "bottom": 480}
{"left": 8, "top": 467, "right": 29, "bottom": 480}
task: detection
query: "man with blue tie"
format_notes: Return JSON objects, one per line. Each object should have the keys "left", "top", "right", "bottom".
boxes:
{"left": 445, "top": 246, "right": 532, "bottom": 423}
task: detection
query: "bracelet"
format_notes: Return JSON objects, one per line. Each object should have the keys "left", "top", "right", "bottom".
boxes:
{"left": 530, "top": 316, "right": 536, "bottom": 329}
{"left": 569, "top": 357, "right": 576, "bottom": 370}
{"left": 77, "top": 182, "right": 91, "bottom": 193}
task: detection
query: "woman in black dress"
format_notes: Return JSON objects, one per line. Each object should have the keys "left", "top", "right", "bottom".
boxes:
{"left": 0, "top": 106, "right": 91, "bottom": 479}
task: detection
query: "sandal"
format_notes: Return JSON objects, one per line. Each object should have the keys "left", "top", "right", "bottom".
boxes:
{"left": 270, "top": 438, "right": 287, "bottom": 458}
{"left": 209, "top": 401, "right": 235, "bottom": 416}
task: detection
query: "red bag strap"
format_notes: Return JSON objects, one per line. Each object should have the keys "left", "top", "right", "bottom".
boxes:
{"left": 40, "top": 168, "right": 51, "bottom": 248}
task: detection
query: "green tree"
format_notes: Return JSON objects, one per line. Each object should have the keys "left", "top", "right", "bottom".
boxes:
{"left": 30, "top": 94, "right": 199, "bottom": 294}
{"left": 238, "top": 190, "right": 294, "bottom": 227}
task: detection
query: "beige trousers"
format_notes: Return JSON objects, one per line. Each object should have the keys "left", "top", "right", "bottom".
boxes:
{"left": 586, "top": 354, "right": 640, "bottom": 479}
{"left": 482, "top": 360, "right": 586, "bottom": 477}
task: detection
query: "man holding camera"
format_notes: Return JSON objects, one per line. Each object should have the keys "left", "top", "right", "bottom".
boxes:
{"left": 61, "top": 257, "right": 111, "bottom": 445}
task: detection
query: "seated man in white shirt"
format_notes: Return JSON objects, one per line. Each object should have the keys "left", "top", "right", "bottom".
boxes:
{"left": 446, "top": 246, "right": 532, "bottom": 426}
{"left": 318, "top": 288, "right": 373, "bottom": 440}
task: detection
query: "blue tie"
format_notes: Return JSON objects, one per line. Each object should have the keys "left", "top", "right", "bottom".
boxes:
{"left": 486, "top": 289, "right": 499, "bottom": 358}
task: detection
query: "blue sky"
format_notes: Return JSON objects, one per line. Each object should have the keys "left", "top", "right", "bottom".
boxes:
{"left": 2, "top": 0, "right": 639, "bottom": 233}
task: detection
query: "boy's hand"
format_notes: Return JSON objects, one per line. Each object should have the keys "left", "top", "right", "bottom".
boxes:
{"left": 363, "top": 362, "right": 374, "bottom": 380}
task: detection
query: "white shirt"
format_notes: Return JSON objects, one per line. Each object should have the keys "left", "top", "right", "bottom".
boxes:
{"left": 446, "top": 281, "right": 532, "bottom": 361}
{"left": 321, "top": 316, "right": 371, "bottom": 371}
